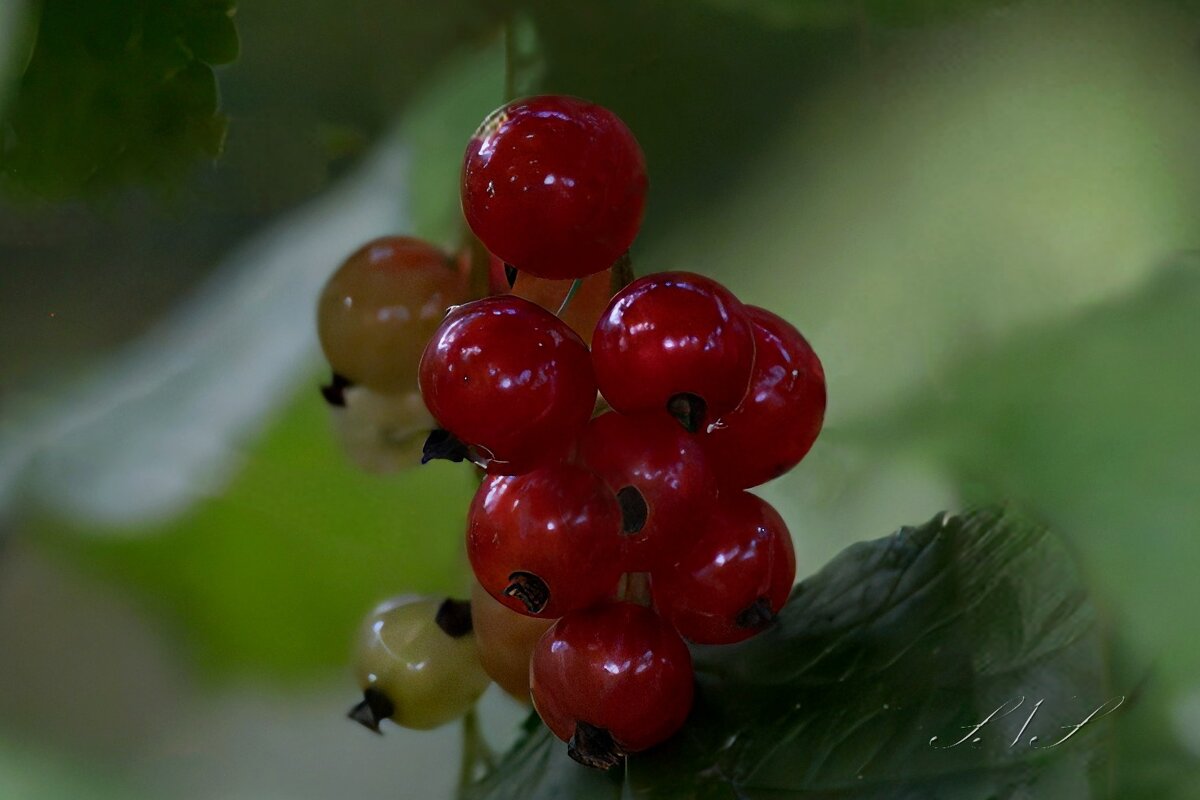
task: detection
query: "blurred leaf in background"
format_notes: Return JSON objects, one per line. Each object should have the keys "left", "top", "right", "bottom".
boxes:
{"left": 864, "top": 257, "right": 1200, "bottom": 695}
{"left": 0, "top": 739, "right": 143, "bottom": 800}
{"left": 0, "top": 0, "right": 239, "bottom": 199}
{"left": 36, "top": 391, "right": 478, "bottom": 679}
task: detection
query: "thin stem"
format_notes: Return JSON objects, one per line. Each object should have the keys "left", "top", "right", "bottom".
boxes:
{"left": 609, "top": 250, "right": 634, "bottom": 294}
{"left": 458, "top": 707, "right": 496, "bottom": 792}
{"left": 621, "top": 572, "right": 652, "bottom": 607}
{"left": 555, "top": 278, "right": 583, "bottom": 317}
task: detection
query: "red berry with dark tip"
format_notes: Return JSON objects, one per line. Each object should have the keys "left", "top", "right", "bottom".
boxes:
{"left": 705, "top": 307, "right": 826, "bottom": 488}
{"left": 591, "top": 272, "right": 756, "bottom": 432}
{"left": 462, "top": 95, "right": 647, "bottom": 280}
{"left": 467, "top": 463, "right": 624, "bottom": 619}
{"left": 651, "top": 491, "right": 795, "bottom": 645}
{"left": 418, "top": 295, "right": 595, "bottom": 474}
{"left": 579, "top": 411, "right": 718, "bottom": 571}
{"left": 531, "top": 603, "right": 694, "bottom": 769}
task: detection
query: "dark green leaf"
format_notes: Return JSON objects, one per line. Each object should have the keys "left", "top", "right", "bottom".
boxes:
{"left": 0, "top": 0, "right": 239, "bottom": 199}
{"left": 464, "top": 509, "right": 1113, "bottom": 799}
{"left": 463, "top": 714, "right": 624, "bottom": 800}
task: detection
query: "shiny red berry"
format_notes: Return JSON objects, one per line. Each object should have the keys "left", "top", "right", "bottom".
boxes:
{"left": 578, "top": 411, "right": 718, "bottom": 571}
{"left": 467, "top": 464, "right": 624, "bottom": 619}
{"left": 462, "top": 95, "right": 647, "bottom": 279}
{"left": 651, "top": 491, "right": 795, "bottom": 645}
{"left": 592, "top": 272, "right": 755, "bottom": 432}
{"left": 531, "top": 603, "right": 694, "bottom": 769}
{"left": 418, "top": 295, "right": 595, "bottom": 474}
{"left": 704, "top": 307, "right": 826, "bottom": 488}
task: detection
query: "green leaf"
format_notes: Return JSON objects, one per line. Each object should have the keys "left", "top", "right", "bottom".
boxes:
{"left": 33, "top": 382, "right": 477, "bottom": 679}
{"left": 464, "top": 509, "right": 1113, "bottom": 799}
{"left": 402, "top": 39, "right": 505, "bottom": 248}
{"left": 864, "top": 259, "right": 1200, "bottom": 695}
{"left": 0, "top": 0, "right": 239, "bottom": 200}
{"left": 0, "top": 738, "right": 145, "bottom": 800}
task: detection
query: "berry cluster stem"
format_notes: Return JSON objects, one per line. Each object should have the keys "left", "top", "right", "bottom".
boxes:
{"left": 555, "top": 278, "right": 583, "bottom": 317}
{"left": 457, "top": 707, "right": 496, "bottom": 791}
{"left": 619, "top": 572, "right": 652, "bottom": 607}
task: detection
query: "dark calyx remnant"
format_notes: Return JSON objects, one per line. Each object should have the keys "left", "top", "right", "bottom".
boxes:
{"left": 504, "top": 263, "right": 518, "bottom": 288}
{"left": 421, "top": 429, "right": 473, "bottom": 464}
{"left": 347, "top": 687, "right": 395, "bottom": 734}
{"left": 320, "top": 372, "right": 354, "bottom": 407}
{"left": 666, "top": 392, "right": 707, "bottom": 433}
{"left": 568, "top": 721, "right": 625, "bottom": 770}
{"left": 504, "top": 571, "right": 549, "bottom": 614}
{"left": 616, "top": 486, "right": 648, "bottom": 534}
{"left": 435, "top": 597, "right": 474, "bottom": 638}
{"left": 734, "top": 597, "right": 776, "bottom": 630}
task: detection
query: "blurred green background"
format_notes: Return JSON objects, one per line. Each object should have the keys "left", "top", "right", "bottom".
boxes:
{"left": 2, "top": 0, "right": 1199, "bottom": 797}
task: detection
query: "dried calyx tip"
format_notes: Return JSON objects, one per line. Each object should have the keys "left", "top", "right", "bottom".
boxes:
{"left": 616, "top": 486, "right": 648, "bottom": 534}
{"left": 666, "top": 393, "right": 707, "bottom": 434}
{"left": 568, "top": 721, "right": 625, "bottom": 770}
{"left": 421, "top": 429, "right": 471, "bottom": 464}
{"left": 320, "top": 372, "right": 353, "bottom": 407}
{"left": 348, "top": 687, "right": 394, "bottom": 734}
{"left": 504, "top": 571, "right": 549, "bottom": 614}
{"left": 734, "top": 597, "right": 776, "bottom": 630}
{"left": 435, "top": 597, "right": 473, "bottom": 638}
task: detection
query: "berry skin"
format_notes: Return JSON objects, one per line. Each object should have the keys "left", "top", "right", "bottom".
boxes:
{"left": 579, "top": 411, "right": 718, "bottom": 571}
{"left": 327, "top": 386, "right": 434, "bottom": 473}
{"left": 530, "top": 603, "right": 694, "bottom": 769}
{"left": 704, "top": 307, "right": 826, "bottom": 489}
{"left": 318, "top": 236, "right": 466, "bottom": 394}
{"left": 591, "top": 272, "right": 756, "bottom": 432}
{"left": 470, "top": 579, "right": 555, "bottom": 702}
{"left": 651, "top": 492, "right": 795, "bottom": 645}
{"left": 467, "top": 463, "right": 624, "bottom": 619}
{"left": 511, "top": 267, "right": 614, "bottom": 347}
{"left": 487, "top": 251, "right": 514, "bottom": 294}
{"left": 349, "top": 595, "right": 489, "bottom": 732}
{"left": 462, "top": 95, "right": 647, "bottom": 279}
{"left": 418, "top": 295, "right": 596, "bottom": 474}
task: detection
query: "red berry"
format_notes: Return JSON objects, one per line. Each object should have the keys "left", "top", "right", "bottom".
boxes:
{"left": 651, "top": 491, "right": 795, "bottom": 645}
{"left": 317, "top": 236, "right": 466, "bottom": 394}
{"left": 418, "top": 295, "right": 595, "bottom": 474}
{"left": 531, "top": 603, "right": 693, "bottom": 769}
{"left": 467, "top": 463, "right": 624, "bottom": 619}
{"left": 462, "top": 95, "right": 647, "bottom": 279}
{"left": 705, "top": 307, "right": 826, "bottom": 488}
{"left": 592, "top": 272, "right": 755, "bottom": 431}
{"left": 578, "top": 411, "right": 718, "bottom": 571}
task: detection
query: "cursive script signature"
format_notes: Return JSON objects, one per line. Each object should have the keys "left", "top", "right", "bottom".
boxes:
{"left": 929, "top": 696, "right": 1125, "bottom": 749}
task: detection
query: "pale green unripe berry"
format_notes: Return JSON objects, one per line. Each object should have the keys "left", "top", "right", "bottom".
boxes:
{"left": 349, "top": 595, "right": 490, "bottom": 732}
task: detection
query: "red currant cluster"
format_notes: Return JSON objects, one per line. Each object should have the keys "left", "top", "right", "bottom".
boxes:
{"left": 324, "top": 96, "right": 825, "bottom": 770}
